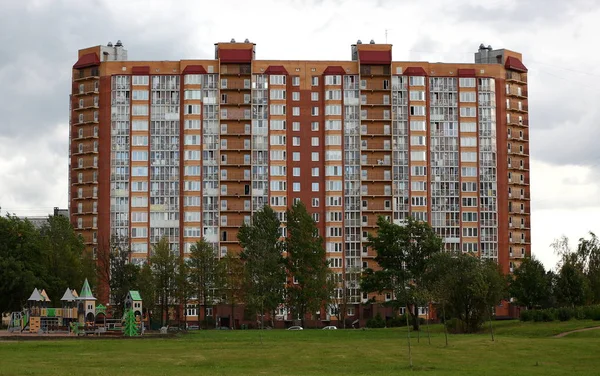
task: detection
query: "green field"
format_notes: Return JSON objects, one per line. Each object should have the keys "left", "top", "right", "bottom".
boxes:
{"left": 1, "top": 321, "right": 599, "bottom": 375}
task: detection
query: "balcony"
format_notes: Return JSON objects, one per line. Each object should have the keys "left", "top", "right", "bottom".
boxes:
{"left": 73, "top": 83, "right": 99, "bottom": 96}
{"left": 506, "top": 72, "right": 527, "bottom": 83}
{"left": 73, "top": 114, "right": 99, "bottom": 125}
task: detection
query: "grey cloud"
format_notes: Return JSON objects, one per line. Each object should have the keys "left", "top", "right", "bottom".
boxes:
{"left": 445, "top": 0, "right": 600, "bottom": 29}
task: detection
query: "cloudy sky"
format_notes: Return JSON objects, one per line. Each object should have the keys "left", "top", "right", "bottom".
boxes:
{"left": 1, "top": 0, "right": 598, "bottom": 269}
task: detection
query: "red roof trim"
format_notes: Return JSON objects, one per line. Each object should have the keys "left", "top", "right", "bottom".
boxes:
{"left": 323, "top": 66, "right": 346, "bottom": 75}
{"left": 132, "top": 66, "right": 150, "bottom": 75}
{"left": 403, "top": 67, "right": 427, "bottom": 76}
{"left": 264, "top": 65, "right": 288, "bottom": 75}
{"left": 358, "top": 50, "right": 392, "bottom": 65}
{"left": 182, "top": 65, "right": 207, "bottom": 74}
{"left": 457, "top": 68, "right": 477, "bottom": 77}
{"left": 505, "top": 56, "right": 528, "bottom": 73}
{"left": 73, "top": 53, "right": 100, "bottom": 69}
{"left": 219, "top": 49, "right": 253, "bottom": 63}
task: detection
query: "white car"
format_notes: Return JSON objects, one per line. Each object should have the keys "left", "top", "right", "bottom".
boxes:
{"left": 287, "top": 326, "right": 303, "bottom": 330}
{"left": 322, "top": 326, "right": 337, "bottom": 330}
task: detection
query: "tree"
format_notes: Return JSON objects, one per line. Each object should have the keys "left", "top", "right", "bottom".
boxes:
{"left": 100, "top": 236, "right": 140, "bottom": 316}
{"left": 509, "top": 257, "right": 551, "bottom": 309}
{"left": 424, "top": 253, "right": 507, "bottom": 333}
{"left": 361, "top": 216, "right": 442, "bottom": 331}
{"left": 137, "top": 263, "right": 156, "bottom": 327}
{"left": 39, "top": 214, "right": 95, "bottom": 303}
{"left": 150, "top": 237, "right": 177, "bottom": 326}
{"left": 238, "top": 206, "right": 286, "bottom": 329}
{"left": 555, "top": 261, "right": 590, "bottom": 307}
{"left": 187, "top": 239, "right": 220, "bottom": 328}
{"left": 175, "top": 257, "right": 192, "bottom": 329}
{"left": 218, "top": 252, "right": 245, "bottom": 329}
{"left": 285, "top": 201, "right": 332, "bottom": 328}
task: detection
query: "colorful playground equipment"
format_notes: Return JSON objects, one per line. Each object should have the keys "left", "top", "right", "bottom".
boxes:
{"left": 7, "top": 279, "right": 144, "bottom": 336}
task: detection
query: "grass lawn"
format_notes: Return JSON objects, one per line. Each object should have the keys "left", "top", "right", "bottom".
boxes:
{"left": 1, "top": 320, "right": 599, "bottom": 375}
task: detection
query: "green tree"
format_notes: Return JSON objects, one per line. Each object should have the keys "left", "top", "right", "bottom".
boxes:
{"left": 509, "top": 257, "right": 551, "bottom": 309}
{"left": 0, "top": 215, "right": 44, "bottom": 312}
{"left": 361, "top": 216, "right": 442, "bottom": 331}
{"left": 101, "top": 236, "right": 140, "bottom": 316}
{"left": 38, "top": 215, "right": 93, "bottom": 302}
{"left": 187, "top": 239, "right": 220, "bottom": 328}
{"left": 218, "top": 252, "right": 245, "bottom": 329}
{"left": 175, "top": 258, "right": 192, "bottom": 329}
{"left": 425, "top": 253, "right": 507, "bottom": 333}
{"left": 137, "top": 263, "right": 156, "bottom": 327}
{"left": 150, "top": 237, "right": 177, "bottom": 326}
{"left": 238, "top": 206, "right": 286, "bottom": 329}
{"left": 556, "top": 261, "right": 590, "bottom": 307}
{"left": 285, "top": 201, "right": 332, "bottom": 328}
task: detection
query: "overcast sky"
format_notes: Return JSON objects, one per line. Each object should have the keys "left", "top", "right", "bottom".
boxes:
{"left": 1, "top": 0, "right": 598, "bottom": 270}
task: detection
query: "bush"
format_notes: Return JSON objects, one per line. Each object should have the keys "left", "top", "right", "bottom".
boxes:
{"left": 520, "top": 310, "right": 534, "bottom": 322}
{"left": 445, "top": 318, "right": 466, "bottom": 334}
{"left": 557, "top": 308, "right": 572, "bottom": 322}
{"left": 388, "top": 315, "right": 407, "bottom": 328}
{"left": 366, "top": 313, "right": 386, "bottom": 328}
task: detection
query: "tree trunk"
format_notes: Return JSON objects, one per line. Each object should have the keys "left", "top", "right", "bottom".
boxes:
{"left": 405, "top": 304, "right": 413, "bottom": 368}
{"left": 231, "top": 301, "right": 235, "bottom": 330}
{"left": 411, "top": 304, "right": 420, "bottom": 331}
{"left": 489, "top": 305, "right": 495, "bottom": 342}
{"left": 426, "top": 301, "right": 431, "bottom": 345}
{"left": 442, "top": 302, "right": 448, "bottom": 347}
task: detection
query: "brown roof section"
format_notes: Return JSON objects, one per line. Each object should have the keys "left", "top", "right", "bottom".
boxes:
{"left": 132, "top": 66, "right": 150, "bottom": 75}
{"left": 264, "top": 65, "right": 288, "bottom": 75}
{"left": 219, "top": 49, "right": 253, "bottom": 63}
{"left": 458, "top": 68, "right": 477, "bottom": 77}
{"left": 323, "top": 66, "right": 346, "bottom": 75}
{"left": 73, "top": 53, "right": 100, "bottom": 69}
{"left": 505, "top": 56, "right": 528, "bottom": 72}
{"left": 403, "top": 67, "right": 427, "bottom": 76}
{"left": 359, "top": 50, "right": 392, "bottom": 65}
{"left": 182, "top": 65, "right": 207, "bottom": 74}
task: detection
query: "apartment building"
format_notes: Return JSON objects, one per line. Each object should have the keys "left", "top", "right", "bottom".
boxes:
{"left": 70, "top": 40, "right": 530, "bottom": 318}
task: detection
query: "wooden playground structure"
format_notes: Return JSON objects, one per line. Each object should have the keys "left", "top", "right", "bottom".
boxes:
{"left": 6, "top": 279, "right": 145, "bottom": 337}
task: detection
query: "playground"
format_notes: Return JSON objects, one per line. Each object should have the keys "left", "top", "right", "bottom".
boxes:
{"left": 5, "top": 279, "right": 145, "bottom": 337}
{"left": 1, "top": 320, "right": 600, "bottom": 375}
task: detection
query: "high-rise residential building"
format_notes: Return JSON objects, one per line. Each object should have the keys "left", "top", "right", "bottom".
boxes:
{"left": 70, "top": 40, "right": 529, "bottom": 318}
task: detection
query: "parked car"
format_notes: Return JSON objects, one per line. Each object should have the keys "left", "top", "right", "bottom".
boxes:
{"left": 287, "top": 326, "right": 303, "bottom": 330}
{"left": 322, "top": 326, "right": 337, "bottom": 330}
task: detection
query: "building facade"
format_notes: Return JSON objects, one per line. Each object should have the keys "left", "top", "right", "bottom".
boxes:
{"left": 69, "top": 40, "right": 530, "bottom": 318}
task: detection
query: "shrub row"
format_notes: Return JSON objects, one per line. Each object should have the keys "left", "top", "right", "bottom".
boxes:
{"left": 520, "top": 305, "right": 600, "bottom": 322}
{"left": 366, "top": 313, "right": 426, "bottom": 328}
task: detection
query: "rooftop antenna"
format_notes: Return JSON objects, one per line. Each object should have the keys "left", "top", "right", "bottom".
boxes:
{"left": 385, "top": 29, "right": 388, "bottom": 44}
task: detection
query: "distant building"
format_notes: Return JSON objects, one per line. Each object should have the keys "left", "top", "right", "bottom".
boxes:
{"left": 20, "top": 207, "right": 69, "bottom": 229}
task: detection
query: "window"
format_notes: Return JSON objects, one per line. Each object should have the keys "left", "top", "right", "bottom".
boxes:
{"left": 312, "top": 152, "right": 319, "bottom": 161}
{"left": 312, "top": 167, "right": 319, "bottom": 176}
{"left": 311, "top": 92, "right": 319, "bottom": 101}
{"left": 311, "top": 137, "right": 319, "bottom": 146}
{"left": 292, "top": 76, "right": 300, "bottom": 86}
{"left": 311, "top": 76, "right": 319, "bottom": 86}
{"left": 411, "top": 196, "right": 427, "bottom": 206}
{"left": 462, "top": 197, "right": 477, "bottom": 207}
{"left": 270, "top": 75, "right": 286, "bottom": 85}
{"left": 270, "top": 104, "right": 286, "bottom": 115}
{"left": 271, "top": 166, "right": 287, "bottom": 176}
{"left": 325, "top": 135, "right": 341, "bottom": 145}
{"left": 270, "top": 181, "right": 287, "bottom": 191}
{"left": 325, "top": 90, "right": 342, "bottom": 100}
{"left": 132, "top": 167, "right": 148, "bottom": 176}
{"left": 411, "top": 181, "right": 426, "bottom": 191}
{"left": 293, "top": 152, "right": 300, "bottom": 161}
{"left": 411, "top": 166, "right": 427, "bottom": 176}
{"left": 409, "top": 90, "right": 425, "bottom": 101}
{"left": 461, "top": 152, "right": 477, "bottom": 162}
{"left": 459, "top": 77, "right": 476, "bottom": 87}
{"left": 410, "top": 106, "right": 425, "bottom": 116}
{"left": 185, "top": 105, "right": 201, "bottom": 114}
{"left": 410, "top": 151, "right": 426, "bottom": 161}
{"left": 270, "top": 89, "right": 286, "bottom": 100}
{"left": 293, "top": 167, "right": 300, "bottom": 176}
{"left": 462, "top": 227, "right": 478, "bottom": 237}
{"left": 184, "top": 135, "right": 200, "bottom": 145}
{"left": 410, "top": 121, "right": 426, "bottom": 131}
{"left": 410, "top": 136, "right": 426, "bottom": 146}
{"left": 293, "top": 107, "right": 300, "bottom": 116}
{"left": 292, "top": 121, "right": 300, "bottom": 131}
{"left": 270, "top": 120, "right": 286, "bottom": 130}
{"left": 292, "top": 92, "right": 300, "bottom": 101}
{"left": 132, "top": 105, "right": 148, "bottom": 116}
{"left": 460, "top": 137, "right": 477, "bottom": 147}
{"left": 133, "top": 75, "right": 150, "bottom": 85}
{"left": 132, "top": 90, "right": 149, "bottom": 100}
{"left": 312, "top": 107, "right": 319, "bottom": 116}
{"left": 312, "top": 182, "right": 319, "bottom": 192}
{"left": 460, "top": 107, "right": 476, "bottom": 117}
{"left": 325, "top": 75, "right": 341, "bottom": 85}
{"left": 270, "top": 135, "right": 286, "bottom": 145}
{"left": 312, "top": 198, "right": 319, "bottom": 207}
{"left": 462, "top": 212, "right": 478, "bottom": 222}
{"left": 293, "top": 182, "right": 301, "bottom": 192}
{"left": 409, "top": 76, "right": 425, "bottom": 86}
{"left": 461, "top": 167, "right": 477, "bottom": 177}
{"left": 325, "top": 120, "right": 341, "bottom": 130}
{"left": 460, "top": 122, "right": 476, "bottom": 132}
{"left": 459, "top": 91, "right": 476, "bottom": 102}
{"left": 325, "top": 105, "right": 342, "bottom": 115}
